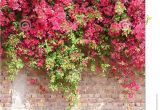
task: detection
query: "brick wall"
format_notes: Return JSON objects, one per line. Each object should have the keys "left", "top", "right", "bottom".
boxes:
{"left": 0, "top": 69, "right": 145, "bottom": 110}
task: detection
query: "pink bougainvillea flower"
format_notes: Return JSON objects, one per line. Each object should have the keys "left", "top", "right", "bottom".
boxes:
{"left": 30, "top": 78, "right": 38, "bottom": 85}
{"left": 119, "top": 19, "right": 132, "bottom": 36}
{"left": 108, "top": 22, "right": 121, "bottom": 37}
{"left": 134, "top": 23, "right": 145, "bottom": 41}
{"left": 0, "top": 47, "right": 3, "bottom": 56}
{"left": 37, "top": 59, "right": 44, "bottom": 67}
{"left": 128, "top": 92, "right": 134, "bottom": 98}
{"left": 8, "top": 0, "right": 21, "bottom": 11}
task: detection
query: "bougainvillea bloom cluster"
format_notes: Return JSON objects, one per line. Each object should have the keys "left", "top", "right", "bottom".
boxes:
{"left": 0, "top": 0, "right": 145, "bottom": 109}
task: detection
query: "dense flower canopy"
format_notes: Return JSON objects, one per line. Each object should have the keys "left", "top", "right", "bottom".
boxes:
{"left": 0, "top": 0, "right": 145, "bottom": 108}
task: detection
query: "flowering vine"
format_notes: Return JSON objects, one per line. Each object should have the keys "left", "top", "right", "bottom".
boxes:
{"left": 0, "top": 0, "right": 144, "bottom": 109}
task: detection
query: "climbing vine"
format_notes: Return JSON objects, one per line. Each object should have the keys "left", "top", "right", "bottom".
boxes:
{"left": 0, "top": 0, "right": 144, "bottom": 109}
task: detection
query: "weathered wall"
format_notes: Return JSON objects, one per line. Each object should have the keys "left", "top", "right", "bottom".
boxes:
{"left": 0, "top": 70, "right": 145, "bottom": 110}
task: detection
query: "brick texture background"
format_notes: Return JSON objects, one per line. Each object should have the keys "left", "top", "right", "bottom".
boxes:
{"left": 0, "top": 69, "right": 145, "bottom": 110}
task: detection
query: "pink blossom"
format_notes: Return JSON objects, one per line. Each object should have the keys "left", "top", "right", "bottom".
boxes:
{"left": 108, "top": 22, "right": 121, "bottom": 37}
{"left": 0, "top": 47, "right": 3, "bottom": 56}
{"left": 37, "top": 59, "right": 44, "bottom": 67}
{"left": 8, "top": 0, "right": 21, "bottom": 11}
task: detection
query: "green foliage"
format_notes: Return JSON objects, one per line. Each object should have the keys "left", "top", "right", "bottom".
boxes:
{"left": 146, "top": 15, "right": 152, "bottom": 25}
{"left": 115, "top": 1, "right": 126, "bottom": 15}
{"left": 4, "top": 33, "right": 24, "bottom": 80}
{"left": 7, "top": 58, "right": 24, "bottom": 80}
{"left": 44, "top": 31, "right": 89, "bottom": 109}
{"left": 101, "top": 63, "right": 110, "bottom": 73}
